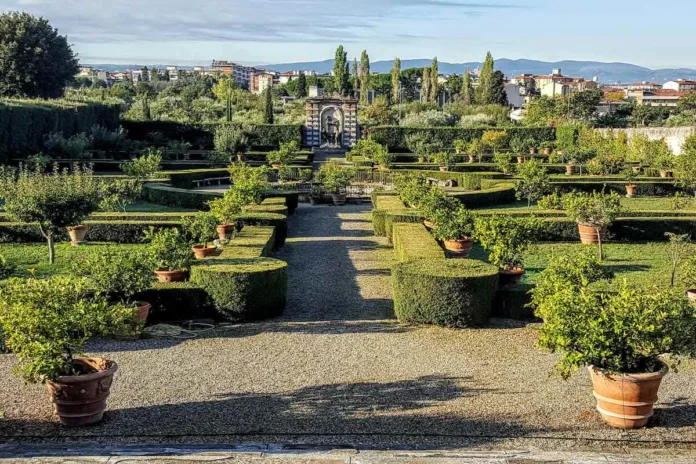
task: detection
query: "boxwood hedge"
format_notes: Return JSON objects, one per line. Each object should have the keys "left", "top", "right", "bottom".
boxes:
{"left": 392, "top": 259, "right": 499, "bottom": 327}
{"left": 392, "top": 223, "right": 445, "bottom": 262}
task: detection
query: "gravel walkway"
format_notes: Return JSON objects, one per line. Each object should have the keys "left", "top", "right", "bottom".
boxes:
{"left": 2, "top": 203, "right": 696, "bottom": 451}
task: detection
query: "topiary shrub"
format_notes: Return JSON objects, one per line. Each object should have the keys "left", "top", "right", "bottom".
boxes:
{"left": 392, "top": 258, "right": 499, "bottom": 327}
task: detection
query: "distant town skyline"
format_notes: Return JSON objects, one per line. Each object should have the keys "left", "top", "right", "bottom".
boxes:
{"left": 4, "top": 0, "right": 696, "bottom": 69}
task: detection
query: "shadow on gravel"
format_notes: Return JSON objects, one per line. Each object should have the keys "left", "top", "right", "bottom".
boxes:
{"left": 653, "top": 399, "right": 696, "bottom": 428}
{"left": 1, "top": 375, "right": 541, "bottom": 449}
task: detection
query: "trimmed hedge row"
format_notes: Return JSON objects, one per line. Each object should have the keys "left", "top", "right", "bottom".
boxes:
{"left": 0, "top": 221, "right": 180, "bottom": 244}
{"left": 120, "top": 120, "right": 302, "bottom": 150}
{"left": 392, "top": 259, "right": 499, "bottom": 327}
{"left": 392, "top": 223, "right": 445, "bottom": 262}
{"left": 449, "top": 183, "right": 516, "bottom": 208}
{"left": 372, "top": 195, "right": 408, "bottom": 236}
{"left": 369, "top": 126, "right": 556, "bottom": 151}
{"left": 536, "top": 217, "right": 696, "bottom": 242}
{"left": 395, "top": 170, "right": 505, "bottom": 190}
{"left": 385, "top": 210, "right": 425, "bottom": 244}
{"left": 169, "top": 169, "right": 230, "bottom": 189}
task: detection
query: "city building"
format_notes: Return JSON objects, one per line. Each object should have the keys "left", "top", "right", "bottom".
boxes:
{"left": 211, "top": 60, "right": 261, "bottom": 88}
{"left": 626, "top": 89, "right": 687, "bottom": 107}
{"left": 663, "top": 79, "right": 696, "bottom": 91}
{"left": 504, "top": 83, "right": 526, "bottom": 108}
{"left": 603, "top": 82, "right": 662, "bottom": 91}
{"left": 250, "top": 71, "right": 275, "bottom": 94}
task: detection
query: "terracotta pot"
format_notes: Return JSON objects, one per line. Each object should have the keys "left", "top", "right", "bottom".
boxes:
{"left": 659, "top": 170, "right": 673, "bottom": 178}
{"left": 154, "top": 269, "right": 189, "bottom": 283}
{"left": 236, "top": 154, "right": 245, "bottom": 162}
{"left": 444, "top": 238, "right": 473, "bottom": 258}
{"left": 578, "top": 224, "right": 607, "bottom": 244}
{"left": 499, "top": 266, "right": 525, "bottom": 286}
{"left": 517, "top": 156, "right": 524, "bottom": 164}
{"left": 418, "top": 156, "right": 425, "bottom": 163}
{"left": 423, "top": 219, "right": 435, "bottom": 230}
{"left": 632, "top": 166, "right": 641, "bottom": 174}
{"left": 543, "top": 147, "right": 552, "bottom": 155}
{"left": 439, "top": 166, "right": 449, "bottom": 172}
{"left": 134, "top": 301, "right": 151, "bottom": 323}
{"left": 529, "top": 147, "right": 537, "bottom": 154}
{"left": 217, "top": 223, "right": 236, "bottom": 240}
{"left": 565, "top": 164, "right": 574, "bottom": 176}
{"left": 686, "top": 289, "right": 696, "bottom": 303}
{"left": 45, "top": 357, "right": 117, "bottom": 426}
{"left": 331, "top": 193, "right": 347, "bottom": 206}
{"left": 468, "top": 155, "right": 476, "bottom": 163}
{"left": 271, "top": 163, "right": 281, "bottom": 169}
{"left": 192, "top": 244, "right": 217, "bottom": 259}
{"left": 589, "top": 364, "right": 668, "bottom": 429}
{"left": 625, "top": 184, "right": 637, "bottom": 198}
{"left": 67, "top": 225, "right": 87, "bottom": 245}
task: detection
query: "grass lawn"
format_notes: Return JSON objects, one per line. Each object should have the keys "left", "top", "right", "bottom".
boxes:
{"left": 122, "top": 202, "right": 195, "bottom": 213}
{"left": 0, "top": 242, "right": 146, "bottom": 279}
{"left": 475, "top": 196, "right": 696, "bottom": 214}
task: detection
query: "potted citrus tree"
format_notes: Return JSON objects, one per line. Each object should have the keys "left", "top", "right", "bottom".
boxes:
{"left": 431, "top": 198, "right": 476, "bottom": 257}
{"left": 540, "top": 140, "right": 554, "bottom": 156}
{"left": 208, "top": 195, "right": 241, "bottom": 240}
{"left": 510, "top": 137, "right": 526, "bottom": 164}
{"left": 432, "top": 152, "right": 453, "bottom": 172}
{"left": 654, "top": 152, "right": 675, "bottom": 178}
{"left": 267, "top": 141, "right": 297, "bottom": 168}
{"left": 183, "top": 212, "right": 219, "bottom": 258}
{"left": 316, "top": 159, "right": 353, "bottom": 205}
{"left": 467, "top": 139, "right": 484, "bottom": 163}
{"left": 145, "top": 228, "right": 194, "bottom": 282}
{"left": 474, "top": 214, "right": 541, "bottom": 285}
{"left": 532, "top": 255, "right": 696, "bottom": 429}
{"left": 623, "top": 167, "right": 639, "bottom": 198}
{"left": 561, "top": 191, "right": 623, "bottom": 260}
{"left": 0, "top": 276, "right": 135, "bottom": 426}
{"left": 453, "top": 139, "right": 468, "bottom": 161}
{"left": 526, "top": 137, "right": 538, "bottom": 155}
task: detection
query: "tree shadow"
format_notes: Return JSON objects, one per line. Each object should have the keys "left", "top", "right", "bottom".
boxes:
{"left": 652, "top": 398, "right": 696, "bottom": 428}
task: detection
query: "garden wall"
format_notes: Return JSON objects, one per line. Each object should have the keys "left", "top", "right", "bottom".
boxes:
{"left": 596, "top": 127, "right": 696, "bottom": 155}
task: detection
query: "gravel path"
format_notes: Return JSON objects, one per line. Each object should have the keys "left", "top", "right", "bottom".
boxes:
{"left": 2, "top": 203, "right": 696, "bottom": 451}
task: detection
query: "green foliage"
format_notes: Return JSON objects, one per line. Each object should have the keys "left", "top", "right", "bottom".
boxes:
{"left": 670, "top": 191, "right": 692, "bottom": 211}
{"left": 315, "top": 159, "right": 353, "bottom": 193}
{"left": 475, "top": 214, "right": 541, "bottom": 269}
{"left": 405, "top": 131, "right": 444, "bottom": 158}
{"left": 676, "top": 133, "right": 696, "bottom": 190}
{"left": 99, "top": 178, "right": 142, "bottom": 212}
{"left": 0, "top": 276, "right": 135, "bottom": 382}
{"left": 44, "top": 132, "right": 90, "bottom": 159}
{"left": 267, "top": 140, "right": 297, "bottom": 166}
{"left": 89, "top": 125, "right": 131, "bottom": 152}
{"left": 208, "top": 194, "right": 243, "bottom": 225}
{"left": 453, "top": 138, "right": 468, "bottom": 154}
{"left": 515, "top": 159, "right": 550, "bottom": 206}
{"left": 120, "top": 149, "right": 162, "bottom": 179}
{"left": 537, "top": 192, "right": 564, "bottom": 210}
{"left": 535, "top": 278, "right": 696, "bottom": 379}
{"left": 214, "top": 124, "right": 248, "bottom": 157}
{"left": 350, "top": 139, "right": 390, "bottom": 165}
{"left": 0, "top": 12, "right": 79, "bottom": 98}
{"left": 228, "top": 162, "right": 269, "bottom": 205}
{"left": 476, "top": 52, "right": 495, "bottom": 105}
{"left": 394, "top": 173, "right": 432, "bottom": 208}
{"left": 392, "top": 258, "right": 499, "bottom": 327}
{"left": 432, "top": 151, "right": 453, "bottom": 168}
{"left": 182, "top": 212, "right": 218, "bottom": 247}
{"left": 263, "top": 88, "right": 274, "bottom": 124}
{"left": 561, "top": 191, "right": 623, "bottom": 228}
{"left": 493, "top": 152, "right": 514, "bottom": 175}
{"left": 399, "top": 110, "right": 454, "bottom": 127}
{"left": 0, "top": 254, "right": 16, "bottom": 280}
{"left": 145, "top": 227, "right": 193, "bottom": 271}
{"left": 431, "top": 199, "right": 476, "bottom": 241}
{"left": 333, "top": 45, "right": 350, "bottom": 97}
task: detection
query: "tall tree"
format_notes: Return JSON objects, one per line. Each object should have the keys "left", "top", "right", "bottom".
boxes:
{"left": 490, "top": 70, "right": 508, "bottom": 106}
{"left": 430, "top": 57, "right": 439, "bottom": 104}
{"left": 421, "top": 67, "right": 431, "bottom": 103}
{"left": 0, "top": 12, "right": 79, "bottom": 98}
{"left": 459, "top": 69, "right": 475, "bottom": 105}
{"left": 333, "top": 45, "right": 350, "bottom": 96}
{"left": 360, "top": 50, "right": 371, "bottom": 105}
{"left": 264, "top": 88, "right": 274, "bottom": 123}
{"left": 391, "top": 58, "right": 401, "bottom": 105}
{"left": 297, "top": 72, "right": 307, "bottom": 98}
{"left": 352, "top": 58, "right": 359, "bottom": 95}
{"left": 477, "top": 52, "right": 495, "bottom": 104}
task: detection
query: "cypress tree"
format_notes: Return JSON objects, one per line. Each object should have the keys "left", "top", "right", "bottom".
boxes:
{"left": 352, "top": 58, "right": 359, "bottom": 95}
{"left": 490, "top": 70, "right": 509, "bottom": 106}
{"left": 333, "top": 45, "right": 350, "bottom": 96}
{"left": 264, "top": 88, "right": 274, "bottom": 123}
{"left": 421, "top": 67, "right": 431, "bottom": 103}
{"left": 297, "top": 72, "right": 307, "bottom": 98}
{"left": 477, "top": 51, "right": 495, "bottom": 104}
{"left": 461, "top": 69, "right": 474, "bottom": 105}
{"left": 360, "top": 50, "right": 370, "bottom": 105}
{"left": 430, "top": 57, "right": 439, "bottom": 104}
{"left": 391, "top": 58, "right": 401, "bottom": 105}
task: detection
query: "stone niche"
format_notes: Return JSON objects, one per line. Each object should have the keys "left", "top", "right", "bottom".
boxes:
{"left": 304, "top": 96, "right": 359, "bottom": 149}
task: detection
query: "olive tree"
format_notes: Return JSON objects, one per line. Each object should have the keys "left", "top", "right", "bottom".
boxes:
{"left": 0, "top": 164, "right": 101, "bottom": 264}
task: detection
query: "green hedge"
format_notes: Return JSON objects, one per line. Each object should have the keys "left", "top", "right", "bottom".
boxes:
{"left": 392, "top": 223, "right": 444, "bottom": 262}
{"left": 0, "top": 98, "right": 121, "bottom": 162}
{"left": 395, "top": 170, "right": 505, "bottom": 190}
{"left": 235, "top": 212, "right": 287, "bottom": 249}
{"left": 0, "top": 221, "right": 180, "bottom": 244}
{"left": 120, "top": 120, "right": 302, "bottom": 150}
{"left": 385, "top": 210, "right": 425, "bottom": 244}
{"left": 372, "top": 195, "right": 407, "bottom": 236}
{"left": 143, "top": 183, "right": 223, "bottom": 209}
{"left": 536, "top": 217, "right": 696, "bottom": 242}
{"left": 369, "top": 126, "right": 556, "bottom": 151}
{"left": 392, "top": 259, "right": 499, "bottom": 327}
{"left": 449, "top": 183, "right": 517, "bottom": 208}
{"left": 169, "top": 169, "right": 230, "bottom": 189}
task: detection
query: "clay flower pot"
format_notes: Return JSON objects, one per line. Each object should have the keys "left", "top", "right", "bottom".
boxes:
{"left": 444, "top": 238, "right": 473, "bottom": 258}
{"left": 45, "top": 357, "right": 117, "bottom": 426}
{"left": 468, "top": 155, "right": 476, "bottom": 163}
{"left": 439, "top": 166, "right": 449, "bottom": 172}
{"left": 499, "top": 266, "right": 525, "bottom": 286}
{"left": 192, "top": 244, "right": 217, "bottom": 259}
{"left": 135, "top": 301, "right": 151, "bottom": 323}
{"left": 565, "top": 164, "right": 575, "bottom": 176}
{"left": 543, "top": 147, "right": 553, "bottom": 155}
{"left": 686, "top": 289, "right": 696, "bottom": 303}
{"left": 589, "top": 364, "right": 668, "bottom": 429}
{"left": 271, "top": 163, "right": 281, "bottom": 169}
{"left": 517, "top": 156, "right": 525, "bottom": 164}
{"left": 418, "top": 156, "right": 425, "bottom": 163}
{"left": 423, "top": 219, "right": 435, "bottom": 230}
{"left": 659, "top": 170, "right": 673, "bottom": 178}
{"left": 67, "top": 225, "right": 87, "bottom": 245}
{"left": 632, "top": 166, "right": 641, "bottom": 174}
{"left": 578, "top": 224, "right": 607, "bottom": 244}
{"left": 529, "top": 147, "right": 537, "bottom": 154}
{"left": 625, "top": 184, "right": 637, "bottom": 198}
{"left": 154, "top": 269, "right": 189, "bottom": 283}
{"left": 331, "top": 193, "right": 347, "bottom": 206}
{"left": 217, "top": 223, "right": 236, "bottom": 240}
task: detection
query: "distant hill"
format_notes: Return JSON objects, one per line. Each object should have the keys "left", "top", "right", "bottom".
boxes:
{"left": 261, "top": 58, "right": 696, "bottom": 84}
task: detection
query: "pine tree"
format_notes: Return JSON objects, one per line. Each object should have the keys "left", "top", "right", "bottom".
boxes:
{"left": 477, "top": 51, "right": 495, "bottom": 104}
{"left": 264, "top": 88, "right": 274, "bottom": 123}
{"left": 297, "top": 72, "right": 307, "bottom": 98}
{"left": 360, "top": 50, "right": 370, "bottom": 105}
{"left": 391, "top": 58, "right": 401, "bottom": 105}
{"left": 421, "top": 67, "right": 431, "bottom": 103}
{"left": 430, "top": 57, "right": 439, "bottom": 104}
{"left": 352, "top": 58, "right": 359, "bottom": 95}
{"left": 333, "top": 45, "right": 350, "bottom": 96}
{"left": 461, "top": 69, "right": 474, "bottom": 105}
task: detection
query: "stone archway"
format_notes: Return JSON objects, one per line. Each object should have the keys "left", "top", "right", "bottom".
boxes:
{"left": 319, "top": 105, "right": 344, "bottom": 148}
{"left": 304, "top": 96, "right": 359, "bottom": 148}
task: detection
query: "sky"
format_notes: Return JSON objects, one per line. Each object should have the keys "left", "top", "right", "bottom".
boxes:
{"left": 4, "top": 0, "right": 696, "bottom": 69}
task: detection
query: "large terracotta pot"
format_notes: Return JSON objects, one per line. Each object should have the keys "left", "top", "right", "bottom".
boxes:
{"left": 135, "top": 301, "right": 151, "bottom": 323}
{"left": 192, "top": 244, "right": 217, "bottom": 259}
{"left": 217, "top": 223, "right": 236, "bottom": 240}
{"left": 565, "top": 164, "right": 574, "bottom": 176}
{"left": 154, "top": 269, "right": 189, "bottom": 283}
{"left": 468, "top": 155, "right": 476, "bottom": 163}
{"left": 529, "top": 147, "right": 537, "bottom": 154}
{"left": 517, "top": 156, "right": 525, "bottom": 164}
{"left": 444, "top": 238, "right": 473, "bottom": 258}
{"left": 45, "top": 357, "right": 117, "bottom": 426}
{"left": 331, "top": 193, "right": 347, "bottom": 206}
{"left": 578, "top": 224, "right": 607, "bottom": 244}
{"left": 659, "top": 170, "right": 673, "bottom": 178}
{"left": 589, "top": 364, "right": 668, "bottom": 429}
{"left": 632, "top": 166, "right": 641, "bottom": 174}
{"left": 686, "top": 289, "right": 696, "bottom": 303}
{"left": 271, "top": 163, "right": 281, "bottom": 169}
{"left": 67, "top": 225, "right": 87, "bottom": 245}
{"left": 423, "top": 219, "right": 435, "bottom": 230}
{"left": 625, "top": 184, "right": 637, "bottom": 198}
{"left": 543, "top": 147, "right": 553, "bottom": 155}
{"left": 439, "top": 166, "right": 449, "bottom": 172}
{"left": 499, "top": 266, "right": 525, "bottom": 286}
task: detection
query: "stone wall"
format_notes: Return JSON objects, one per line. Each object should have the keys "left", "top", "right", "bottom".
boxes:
{"left": 597, "top": 127, "right": 696, "bottom": 155}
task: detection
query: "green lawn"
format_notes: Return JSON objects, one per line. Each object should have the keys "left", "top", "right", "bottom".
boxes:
{"left": 475, "top": 196, "right": 696, "bottom": 214}
{"left": 0, "top": 202, "right": 195, "bottom": 214}
{"left": 470, "top": 241, "right": 694, "bottom": 291}
{"left": 0, "top": 242, "right": 146, "bottom": 278}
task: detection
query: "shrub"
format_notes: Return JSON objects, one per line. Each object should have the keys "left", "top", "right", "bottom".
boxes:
{"left": 431, "top": 198, "right": 476, "bottom": 242}
{"left": 474, "top": 215, "right": 541, "bottom": 269}
{"left": 509, "top": 137, "right": 526, "bottom": 155}
{"left": 493, "top": 152, "right": 514, "bottom": 175}
{"left": 89, "top": 125, "right": 130, "bottom": 152}
{"left": 267, "top": 140, "right": 297, "bottom": 166}
{"left": 214, "top": 124, "right": 248, "bottom": 158}
{"left": 228, "top": 162, "right": 269, "bottom": 205}
{"left": 537, "top": 192, "right": 564, "bottom": 210}
{"left": 481, "top": 130, "right": 507, "bottom": 152}
{"left": 0, "top": 276, "right": 135, "bottom": 382}
{"left": 432, "top": 151, "right": 453, "bottom": 168}
{"left": 145, "top": 227, "right": 194, "bottom": 271}
{"left": 120, "top": 149, "right": 162, "bottom": 179}
{"left": 0, "top": 255, "right": 16, "bottom": 280}
{"left": 676, "top": 133, "right": 696, "bottom": 191}
{"left": 182, "top": 212, "right": 218, "bottom": 247}
{"left": 467, "top": 139, "right": 485, "bottom": 161}
{"left": 515, "top": 158, "right": 550, "bottom": 207}
{"left": 405, "top": 132, "right": 444, "bottom": 159}
{"left": 99, "top": 178, "right": 142, "bottom": 212}
{"left": 392, "top": 223, "right": 445, "bottom": 262}
{"left": 399, "top": 110, "right": 454, "bottom": 127}
{"left": 315, "top": 159, "right": 353, "bottom": 193}
{"left": 561, "top": 191, "right": 623, "bottom": 260}
{"left": 392, "top": 259, "right": 499, "bottom": 327}
{"left": 394, "top": 172, "right": 432, "bottom": 208}
{"left": 453, "top": 139, "right": 468, "bottom": 154}
{"left": 44, "top": 132, "right": 90, "bottom": 159}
